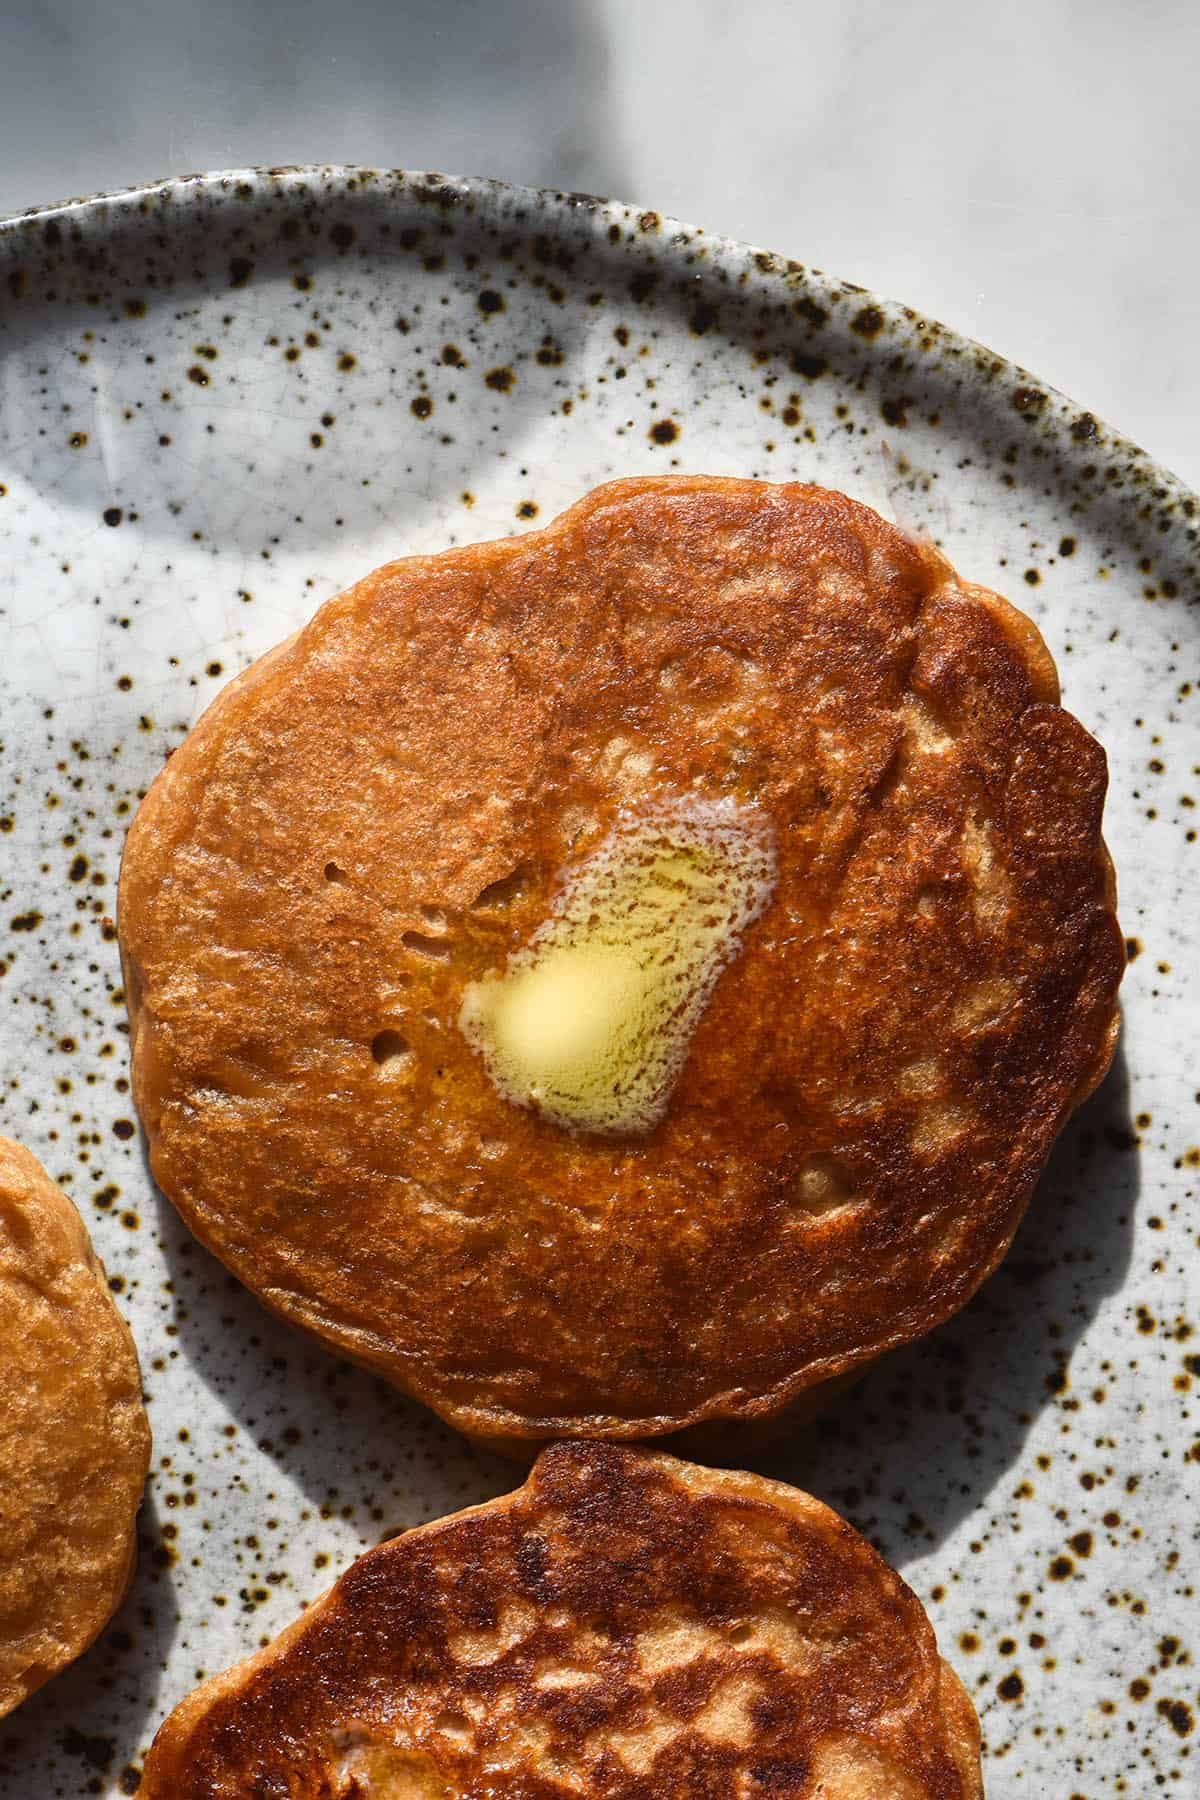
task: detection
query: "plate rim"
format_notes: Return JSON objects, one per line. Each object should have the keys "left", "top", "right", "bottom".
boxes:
{"left": 0, "top": 161, "right": 1196, "bottom": 561}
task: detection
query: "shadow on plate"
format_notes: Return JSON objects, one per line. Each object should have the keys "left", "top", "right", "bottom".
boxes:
{"left": 146, "top": 1033, "right": 1136, "bottom": 1582}
{"left": 147, "top": 1149, "right": 514, "bottom": 1534}
{"left": 759, "top": 1038, "right": 1140, "bottom": 1565}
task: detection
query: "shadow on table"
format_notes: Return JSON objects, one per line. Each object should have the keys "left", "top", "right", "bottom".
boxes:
{"left": 758, "top": 1038, "right": 1140, "bottom": 1566}
{"left": 0, "top": 0, "right": 637, "bottom": 566}
{"left": 0, "top": 0, "right": 631, "bottom": 214}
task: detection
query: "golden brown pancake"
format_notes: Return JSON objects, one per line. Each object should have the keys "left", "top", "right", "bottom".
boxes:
{"left": 118, "top": 476, "right": 1122, "bottom": 1446}
{"left": 0, "top": 1136, "right": 150, "bottom": 1718}
{"left": 139, "top": 1441, "right": 982, "bottom": 1798}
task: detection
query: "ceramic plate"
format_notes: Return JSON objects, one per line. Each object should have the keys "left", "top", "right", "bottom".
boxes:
{"left": 0, "top": 168, "right": 1196, "bottom": 1798}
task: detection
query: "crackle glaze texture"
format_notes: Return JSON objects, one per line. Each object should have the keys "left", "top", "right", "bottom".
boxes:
{"left": 0, "top": 169, "right": 1196, "bottom": 1797}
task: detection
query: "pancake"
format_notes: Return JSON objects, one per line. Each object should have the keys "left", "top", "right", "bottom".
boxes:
{"left": 139, "top": 1441, "right": 983, "bottom": 1798}
{"left": 118, "top": 476, "right": 1123, "bottom": 1446}
{"left": 0, "top": 1136, "right": 150, "bottom": 1718}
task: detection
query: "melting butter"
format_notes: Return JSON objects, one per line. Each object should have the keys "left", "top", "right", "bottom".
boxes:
{"left": 459, "top": 798, "right": 776, "bottom": 1135}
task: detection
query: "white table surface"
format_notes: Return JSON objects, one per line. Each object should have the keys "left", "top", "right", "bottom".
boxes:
{"left": 1, "top": 0, "right": 1196, "bottom": 491}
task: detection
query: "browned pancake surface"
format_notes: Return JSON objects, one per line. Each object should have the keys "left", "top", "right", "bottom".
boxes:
{"left": 0, "top": 1137, "right": 150, "bottom": 1718}
{"left": 140, "top": 1442, "right": 982, "bottom": 1799}
{"left": 118, "top": 477, "right": 1122, "bottom": 1441}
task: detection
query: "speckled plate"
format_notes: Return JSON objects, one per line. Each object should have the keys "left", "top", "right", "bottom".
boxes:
{"left": 0, "top": 167, "right": 1196, "bottom": 1798}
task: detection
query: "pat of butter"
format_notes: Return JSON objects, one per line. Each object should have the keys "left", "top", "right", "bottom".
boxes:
{"left": 460, "top": 799, "right": 775, "bottom": 1136}
{"left": 484, "top": 942, "right": 651, "bottom": 1093}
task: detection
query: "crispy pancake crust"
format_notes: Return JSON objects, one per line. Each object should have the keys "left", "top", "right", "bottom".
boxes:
{"left": 140, "top": 1442, "right": 982, "bottom": 1799}
{"left": 118, "top": 477, "right": 1123, "bottom": 1443}
{"left": 0, "top": 1137, "right": 150, "bottom": 1718}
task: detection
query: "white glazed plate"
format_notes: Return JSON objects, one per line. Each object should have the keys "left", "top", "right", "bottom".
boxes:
{"left": 0, "top": 169, "right": 1196, "bottom": 1798}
